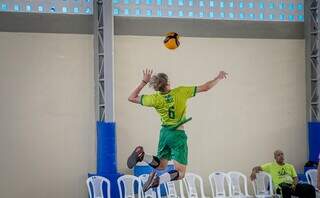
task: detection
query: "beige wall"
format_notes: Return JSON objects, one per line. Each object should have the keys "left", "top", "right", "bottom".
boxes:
{"left": 0, "top": 32, "right": 306, "bottom": 197}
{"left": 115, "top": 36, "right": 306, "bottom": 195}
{"left": 0, "top": 32, "right": 95, "bottom": 198}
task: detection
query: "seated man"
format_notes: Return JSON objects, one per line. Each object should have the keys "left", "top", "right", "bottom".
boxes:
{"left": 250, "top": 150, "right": 315, "bottom": 198}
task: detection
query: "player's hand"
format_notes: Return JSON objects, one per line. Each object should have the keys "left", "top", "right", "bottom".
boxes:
{"left": 217, "top": 71, "right": 228, "bottom": 80}
{"left": 142, "top": 69, "right": 153, "bottom": 83}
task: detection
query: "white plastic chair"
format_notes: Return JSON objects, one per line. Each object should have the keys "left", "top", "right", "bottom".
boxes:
{"left": 306, "top": 169, "right": 318, "bottom": 191}
{"left": 87, "top": 176, "right": 111, "bottom": 198}
{"left": 117, "top": 175, "right": 142, "bottom": 198}
{"left": 251, "top": 172, "right": 274, "bottom": 198}
{"left": 182, "top": 172, "right": 207, "bottom": 198}
{"left": 227, "top": 171, "right": 251, "bottom": 197}
{"left": 164, "top": 181, "right": 180, "bottom": 198}
{"left": 208, "top": 171, "right": 231, "bottom": 197}
{"left": 139, "top": 174, "right": 161, "bottom": 198}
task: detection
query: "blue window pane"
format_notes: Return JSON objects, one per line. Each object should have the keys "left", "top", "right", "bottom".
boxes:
{"left": 188, "top": 11, "right": 193, "bottom": 17}
{"left": 279, "top": 3, "right": 285, "bottom": 9}
{"left": 199, "top": 1, "right": 204, "bottom": 7}
{"left": 1, "top": 4, "right": 8, "bottom": 11}
{"left": 209, "top": 12, "right": 214, "bottom": 17}
{"left": 189, "top": 0, "right": 193, "bottom": 6}
{"left": 269, "top": 2, "right": 274, "bottom": 9}
{"left": 178, "top": 0, "right": 184, "bottom": 6}
{"left": 85, "top": 0, "right": 91, "bottom": 2}
{"left": 220, "top": 1, "right": 224, "bottom": 8}
{"left": 113, "top": 0, "right": 120, "bottom": 3}
{"left": 297, "top": 3, "right": 303, "bottom": 11}
{"left": 289, "top": 3, "right": 294, "bottom": 10}
{"left": 62, "top": 7, "right": 68, "bottom": 13}
{"left": 229, "top": 1, "right": 234, "bottom": 8}
{"left": 26, "top": 5, "right": 32, "bottom": 12}
{"left": 288, "top": 15, "right": 294, "bottom": 21}
{"left": 135, "top": 0, "right": 141, "bottom": 4}
{"left": 123, "top": 8, "right": 129, "bottom": 15}
{"left": 14, "top": 4, "right": 20, "bottom": 12}
{"left": 269, "top": 14, "right": 274, "bottom": 20}
{"left": 146, "top": 9, "right": 152, "bottom": 16}
{"left": 249, "top": 13, "right": 255, "bottom": 19}
{"left": 73, "top": 7, "right": 79, "bottom": 13}
{"left": 259, "top": 2, "right": 264, "bottom": 9}
{"left": 239, "top": 12, "right": 244, "bottom": 19}
{"left": 168, "top": 0, "right": 173, "bottom": 6}
{"left": 199, "top": 11, "right": 204, "bottom": 17}
{"left": 239, "top": 2, "right": 244, "bottom": 9}
{"left": 124, "top": 0, "right": 130, "bottom": 4}
{"left": 279, "top": 14, "right": 285, "bottom": 20}
{"left": 229, "top": 12, "right": 234, "bottom": 18}
{"left": 220, "top": 12, "right": 225, "bottom": 18}
{"left": 85, "top": 8, "right": 91, "bottom": 14}
{"left": 210, "top": 1, "right": 214, "bottom": 7}
{"left": 146, "top": 0, "right": 152, "bottom": 5}
{"left": 157, "top": 0, "right": 162, "bottom": 5}
{"left": 248, "top": 2, "right": 254, "bottom": 9}
{"left": 259, "top": 13, "right": 264, "bottom": 20}
{"left": 157, "top": 10, "right": 162, "bottom": 16}
{"left": 114, "top": 8, "right": 120, "bottom": 15}
{"left": 168, "top": 10, "right": 173, "bottom": 16}
{"left": 135, "top": 8, "right": 141, "bottom": 15}
{"left": 298, "top": 15, "right": 304, "bottom": 21}
{"left": 179, "top": 10, "right": 183, "bottom": 16}
{"left": 38, "top": 6, "right": 44, "bottom": 12}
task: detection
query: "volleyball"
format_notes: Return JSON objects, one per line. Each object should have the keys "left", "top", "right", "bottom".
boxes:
{"left": 164, "top": 32, "right": 180, "bottom": 50}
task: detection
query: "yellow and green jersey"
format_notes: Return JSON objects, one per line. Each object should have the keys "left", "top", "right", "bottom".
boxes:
{"left": 261, "top": 162, "right": 297, "bottom": 188}
{"left": 140, "top": 86, "right": 197, "bottom": 126}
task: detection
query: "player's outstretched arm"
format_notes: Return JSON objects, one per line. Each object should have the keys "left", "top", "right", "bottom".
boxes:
{"left": 197, "top": 71, "right": 228, "bottom": 93}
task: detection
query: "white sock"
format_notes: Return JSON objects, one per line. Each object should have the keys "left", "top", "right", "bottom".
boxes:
{"left": 143, "top": 154, "right": 153, "bottom": 163}
{"left": 159, "top": 172, "right": 171, "bottom": 184}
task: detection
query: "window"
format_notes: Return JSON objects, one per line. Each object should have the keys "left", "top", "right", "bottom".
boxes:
{"left": 26, "top": 5, "right": 32, "bottom": 12}
{"left": 135, "top": 8, "right": 141, "bottom": 15}
{"left": 62, "top": 7, "right": 68, "bottom": 13}
{"left": 146, "top": 9, "right": 152, "bottom": 16}
{"left": 1, "top": 4, "right": 8, "bottom": 11}
{"left": 239, "top": 1, "right": 244, "bottom": 9}
{"left": 114, "top": 8, "right": 120, "bottom": 15}
{"left": 220, "top": 1, "right": 224, "bottom": 8}
{"left": 14, "top": 4, "right": 20, "bottom": 12}
{"left": 210, "top": 1, "right": 214, "bottom": 7}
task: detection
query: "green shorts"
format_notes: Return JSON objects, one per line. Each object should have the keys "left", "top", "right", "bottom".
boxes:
{"left": 157, "top": 126, "right": 188, "bottom": 165}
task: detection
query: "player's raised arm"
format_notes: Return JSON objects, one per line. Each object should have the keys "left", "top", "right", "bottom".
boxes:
{"left": 128, "top": 69, "right": 153, "bottom": 104}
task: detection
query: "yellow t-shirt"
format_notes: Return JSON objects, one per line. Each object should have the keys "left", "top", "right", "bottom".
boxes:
{"left": 261, "top": 162, "right": 297, "bottom": 188}
{"left": 141, "top": 86, "right": 197, "bottom": 126}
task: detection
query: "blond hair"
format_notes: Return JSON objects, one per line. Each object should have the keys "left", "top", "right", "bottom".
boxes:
{"left": 149, "top": 73, "right": 168, "bottom": 92}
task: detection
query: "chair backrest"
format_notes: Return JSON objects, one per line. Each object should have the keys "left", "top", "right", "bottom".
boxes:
{"left": 227, "top": 171, "right": 250, "bottom": 197}
{"left": 183, "top": 172, "right": 206, "bottom": 198}
{"left": 164, "top": 181, "right": 179, "bottom": 198}
{"left": 305, "top": 169, "right": 318, "bottom": 190}
{"left": 139, "top": 174, "right": 161, "bottom": 198}
{"left": 251, "top": 172, "right": 274, "bottom": 196}
{"left": 117, "top": 175, "right": 141, "bottom": 198}
{"left": 87, "top": 176, "right": 111, "bottom": 198}
{"left": 208, "top": 171, "right": 231, "bottom": 197}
